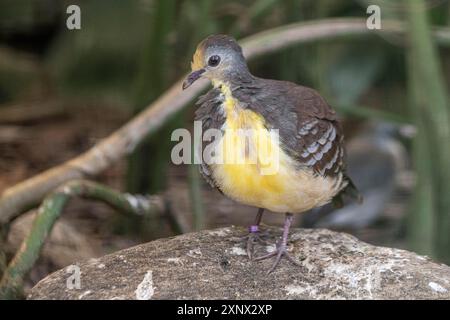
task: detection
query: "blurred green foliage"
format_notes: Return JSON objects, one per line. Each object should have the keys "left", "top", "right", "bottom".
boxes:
{"left": 1, "top": 0, "right": 450, "bottom": 261}
{"left": 47, "top": 0, "right": 149, "bottom": 104}
{"left": 406, "top": 0, "right": 450, "bottom": 263}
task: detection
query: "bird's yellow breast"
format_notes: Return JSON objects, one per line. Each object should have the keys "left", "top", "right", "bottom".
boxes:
{"left": 210, "top": 84, "right": 339, "bottom": 213}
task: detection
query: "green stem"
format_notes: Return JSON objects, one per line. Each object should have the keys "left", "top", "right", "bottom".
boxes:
{"left": 0, "top": 194, "right": 67, "bottom": 299}
{"left": 188, "top": 163, "right": 205, "bottom": 231}
{"left": 127, "top": 0, "right": 176, "bottom": 194}
{"left": 0, "top": 180, "right": 165, "bottom": 299}
{"left": 184, "top": 0, "right": 215, "bottom": 232}
{"left": 406, "top": 52, "right": 435, "bottom": 255}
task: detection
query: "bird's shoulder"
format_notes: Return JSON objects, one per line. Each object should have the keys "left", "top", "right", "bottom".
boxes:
{"left": 252, "top": 78, "right": 337, "bottom": 120}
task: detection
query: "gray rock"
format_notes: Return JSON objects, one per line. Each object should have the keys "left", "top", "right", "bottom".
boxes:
{"left": 28, "top": 226, "right": 450, "bottom": 300}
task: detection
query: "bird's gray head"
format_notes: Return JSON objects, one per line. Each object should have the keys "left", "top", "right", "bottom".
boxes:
{"left": 182, "top": 34, "right": 250, "bottom": 90}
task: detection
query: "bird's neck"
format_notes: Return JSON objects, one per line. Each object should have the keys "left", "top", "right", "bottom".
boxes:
{"left": 212, "top": 70, "right": 257, "bottom": 117}
{"left": 212, "top": 67, "right": 254, "bottom": 89}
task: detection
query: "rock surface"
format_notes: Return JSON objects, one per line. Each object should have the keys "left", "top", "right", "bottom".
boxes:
{"left": 28, "top": 226, "right": 450, "bottom": 300}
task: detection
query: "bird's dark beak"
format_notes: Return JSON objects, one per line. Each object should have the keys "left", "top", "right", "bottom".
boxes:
{"left": 182, "top": 69, "right": 205, "bottom": 90}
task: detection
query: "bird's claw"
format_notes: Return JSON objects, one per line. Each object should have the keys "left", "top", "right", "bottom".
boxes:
{"left": 246, "top": 231, "right": 270, "bottom": 260}
{"left": 255, "top": 241, "right": 300, "bottom": 274}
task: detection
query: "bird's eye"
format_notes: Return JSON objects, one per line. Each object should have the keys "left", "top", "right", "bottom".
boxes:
{"left": 208, "top": 55, "right": 221, "bottom": 67}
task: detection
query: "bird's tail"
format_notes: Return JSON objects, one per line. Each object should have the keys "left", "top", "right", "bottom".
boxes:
{"left": 332, "top": 174, "right": 363, "bottom": 209}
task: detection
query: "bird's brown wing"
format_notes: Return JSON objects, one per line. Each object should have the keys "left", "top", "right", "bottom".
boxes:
{"left": 290, "top": 86, "right": 345, "bottom": 177}
{"left": 288, "top": 85, "right": 362, "bottom": 205}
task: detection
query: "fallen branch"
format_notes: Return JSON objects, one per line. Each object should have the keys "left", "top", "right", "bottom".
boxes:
{"left": 0, "top": 179, "right": 167, "bottom": 299}
{"left": 1, "top": 18, "right": 450, "bottom": 224}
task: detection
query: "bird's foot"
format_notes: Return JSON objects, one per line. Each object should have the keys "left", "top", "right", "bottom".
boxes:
{"left": 255, "top": 212, "right": 300, "bottom": 274}
{"left": 245, "top": 226, "right": 270, "bottom": 260}
{"left": 255, "top": 240, "right": 300, "bottom": 274}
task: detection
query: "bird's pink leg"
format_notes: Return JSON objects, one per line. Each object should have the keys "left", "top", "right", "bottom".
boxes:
{"left": 255, "top": 213, "right": 300, "bottom": 274}
{"left": 246, "top": 208, "right": 268, "bottom": 259}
